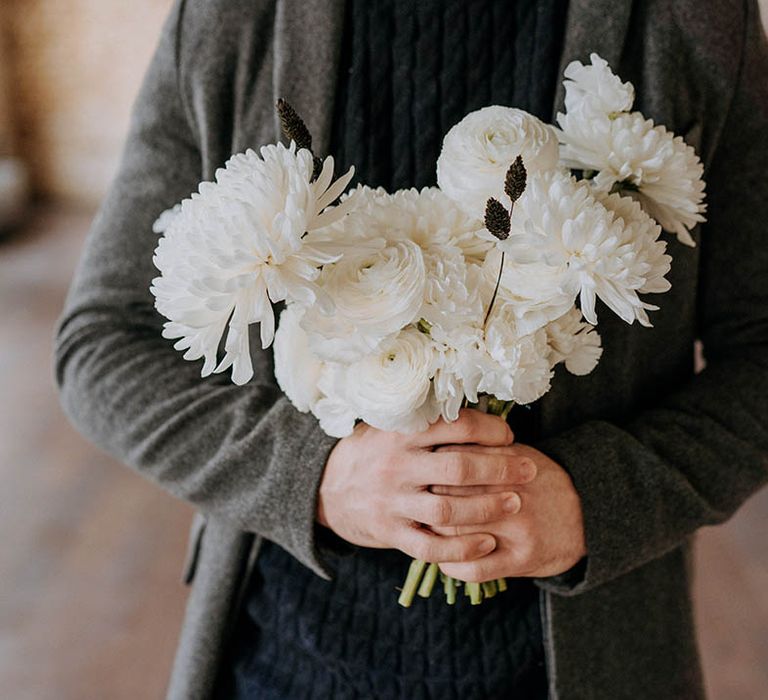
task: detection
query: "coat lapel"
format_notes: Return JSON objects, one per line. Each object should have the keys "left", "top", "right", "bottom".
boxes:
{"left": 272, "top": 0, "right": 346, "bottom": 156}
{"left": 553, "top": 0, "right": 634, "bottom": 115}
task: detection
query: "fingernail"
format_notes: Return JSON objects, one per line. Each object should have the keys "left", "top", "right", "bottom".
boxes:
{"left": 520, "top": 458, "right": 536, "bottom": 480}
{"left": 503, "top": 494, "right": 521, "bottom": 513}
{"left": 479, "top": 537, "right": 495, "bottom": 554}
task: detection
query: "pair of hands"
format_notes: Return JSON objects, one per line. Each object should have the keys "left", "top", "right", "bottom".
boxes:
{"left": 318, "top": 408, "right": 586, "bottom": 583}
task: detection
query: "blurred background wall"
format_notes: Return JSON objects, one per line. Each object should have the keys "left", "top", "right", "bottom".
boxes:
{"left": 0, "top": 2, "right": 766, "bottom": 700}
{"left": 3, "top": 0, "right": 174, "bottom": 206}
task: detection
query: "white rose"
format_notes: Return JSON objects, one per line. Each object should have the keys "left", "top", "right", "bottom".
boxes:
{"left": 301, "top": 239, "right": 426, "bottom": 363}
{"left": 437, "top": 106, "right": 559, "bottom": 220}
{"left": 325, "top": 328, "right": 439, "bottom": 434}
{"left": 273, "top": 304, "right": 324, "bottom": 413}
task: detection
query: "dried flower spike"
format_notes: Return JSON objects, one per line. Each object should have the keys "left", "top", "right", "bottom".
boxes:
{"left": 276, "top": 98, "right": 323, "bottom": 181}
{"left": 504, "top": 155, "right": 527, "bottom": 204}
{"left": 484, "top": 197, "right": 511, "bottom": 240}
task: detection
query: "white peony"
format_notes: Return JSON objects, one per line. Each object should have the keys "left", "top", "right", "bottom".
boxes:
{"left": 437, "top": 106, "right": 559, "bottom": 220}
{"left": 151, "top": 142, "right": 354, "bottom": 385}
{"left": 317, "top": 328, "right": 439, "bottom": 436}
{"left": 545, "top": 308, "right": 603, "bottom": 376}
{"left": 497, "top": 170, "right": 670, "bottom": 327}
{"left": 562, "top": 53, "right": 634, "bottom": 116}
{"left": 273, "top": 304, "right": 324, "bottom": 412}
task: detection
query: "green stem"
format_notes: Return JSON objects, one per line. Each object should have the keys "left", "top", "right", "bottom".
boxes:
{"left": 481, "top": 580, "right": 498, "bottom": 599}
{"left": 398, "top": 559, "right": 427, "bottom": 608}
{"left": 417, "top": 562, "right": 440, "bottom": 598}
{"left": 443, "top": 574, "right": 457, "bottom": 605}
{"left": 467, "top": 581, "right": 483, "bottom": 605}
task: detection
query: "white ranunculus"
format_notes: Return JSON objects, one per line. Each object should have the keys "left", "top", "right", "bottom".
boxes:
{"left": 545, "top": 308, "right": 603, "bottom": 376}
{"left": 437, "top": 106, "right": 560, "bottom": 220}
{"left": 482, "top": 248, "right": 574, "bottom": 337}
{"left": 273, "top": 304, "right": 324, "bottom": 413}
{"left": 150, "top": 142, "right": 355, "bottom": 384}
{"left": 301, "top": 239, "right": 427, "bottom": 363}
{"left": 561, "top": 53, "right": 635, "bottom": 116}
{"left": 497, "top": 170, "right": 671, "bottom": 327}
{"left": 322, "top": 328, "right": 439, "bottom": 434}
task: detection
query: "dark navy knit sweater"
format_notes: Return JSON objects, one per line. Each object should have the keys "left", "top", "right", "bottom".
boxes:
{"left": 222, "top": 1, "right": 569, "bottom": 697}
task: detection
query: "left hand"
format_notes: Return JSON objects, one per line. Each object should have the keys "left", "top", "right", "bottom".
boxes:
{"left": 431, "top": 443, "right": 587, "bottom": 582}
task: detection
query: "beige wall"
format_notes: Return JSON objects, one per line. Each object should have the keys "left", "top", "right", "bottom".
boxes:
{"left": 6, "top": 0, "right": 173, "bottom": 206}
{"left": 3, "top": 1, "right": 768, "bottom": 207}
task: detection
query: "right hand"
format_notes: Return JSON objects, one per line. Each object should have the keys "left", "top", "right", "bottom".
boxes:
{"left": 317, "top": 409, "right": 538, "bottom": 563}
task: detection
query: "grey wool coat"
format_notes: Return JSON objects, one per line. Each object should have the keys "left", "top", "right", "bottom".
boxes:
{"left": 54, "top": 1, "right": 768, "bottom": 698}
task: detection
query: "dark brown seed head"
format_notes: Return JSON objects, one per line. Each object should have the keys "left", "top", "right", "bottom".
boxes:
{"left": 276, "top": 98, "right": 313, "bottom": 153}
{"left": 484, "top": 198, "right": 511, "bottom": 240}
{"left": 504, "top": 155, "right": 527, "bottom": 204}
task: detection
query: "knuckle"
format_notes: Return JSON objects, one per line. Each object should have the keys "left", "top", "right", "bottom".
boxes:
{"left": 477, "top": 500, "right": 495, "bottom": 523}
{"left": 429, "top": 497, "right": 454, "bottom": 526}
{"left": 444, "top": 453, "right": 470, "bottom": 483}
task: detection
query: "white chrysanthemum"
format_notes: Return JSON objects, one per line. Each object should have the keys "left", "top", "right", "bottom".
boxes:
{"left": 437, "top": 106, "right": 559, "bottom": 220}
{"left": 151, "top": 143, "right": 354, "bottom": 385}
{"left": 545, "top": 308, "right": 603, "bottom": 376}
{"left": 592, "top": 189, "right": 672, "bottom": 296}
{"left": 358, "top": 186, "right": 492, "bottom": 261}
{"left": 558, "top": 109, "right": 706, "bottom": 247}
{"left": 316, "top": 328, "right": 439, "bottom": 436}
{"left": 273, "top": 304, "right": 324, "bottom": 412}
{"left": 497, "top": 170, "right": 669, "bottom": 327}
{"left": 301, "top": 239, "right": 426, "bottom": 363}
{"left": 562, "top": 53, "right": 635, "bottom": 116}
{"left": 480, "top": 304, "right": 553, "bottom": 404}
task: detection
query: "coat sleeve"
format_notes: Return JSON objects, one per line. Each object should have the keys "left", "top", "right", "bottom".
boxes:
{"left": 53, "top": 0, "right": 339, "bottom": 579}
{"left": 536, "top": 2, "right": 768, "bottom": 595}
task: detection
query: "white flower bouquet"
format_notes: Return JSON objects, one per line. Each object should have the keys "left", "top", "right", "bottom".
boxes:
{"left": 151, "top": 55, "right": 706, "bottom": 607}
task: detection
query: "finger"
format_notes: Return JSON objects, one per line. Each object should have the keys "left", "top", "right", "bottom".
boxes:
{"left": 439, "top": 551, "right": 511, "bottom": 583}
{"left": 395, "top": 526, "right": 496, "bottom": 563}
{"left": 400, "top": 492, "right": 521, "bottom": 527}
{"left": 429, "top": 483, "right": 510, "bottom": 496}
{"left": 434, "top": 444, "right": 519, "bottom": 455}
{"left": 408, "top": 409, "right": 513, "bottom": 449}
{"left": 417, "top": 450, "right": 537, "bottom": 487}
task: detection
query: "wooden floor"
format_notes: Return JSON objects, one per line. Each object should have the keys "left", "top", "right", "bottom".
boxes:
{"left": 0, "top": 206, "right": 766, "bottom": 699}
